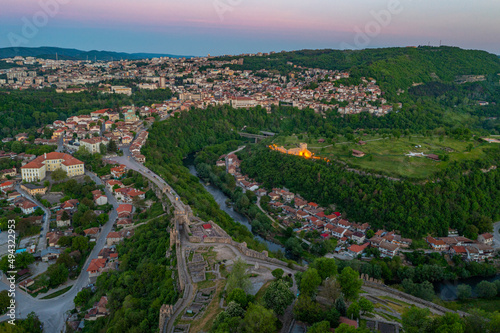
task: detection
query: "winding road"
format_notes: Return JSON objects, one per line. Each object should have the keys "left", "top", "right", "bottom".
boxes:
{"left": 0, "top": 170, "right": 119, "bottom": 332}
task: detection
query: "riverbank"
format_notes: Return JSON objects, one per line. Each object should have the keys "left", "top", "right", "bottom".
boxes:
{"left": 186, "top": 163, "right": 287, "bottom": 254}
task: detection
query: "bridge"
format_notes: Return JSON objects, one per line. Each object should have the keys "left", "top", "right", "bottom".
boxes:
{"left": 238, "top": 131, "right": 275, "bottom": 143}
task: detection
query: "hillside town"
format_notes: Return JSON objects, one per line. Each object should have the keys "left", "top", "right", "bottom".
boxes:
{"left": 218, "top": 150, "right": 497, "bottom": 263}
{"left": 0, "top": 54, "right": 396, "bottom": 116}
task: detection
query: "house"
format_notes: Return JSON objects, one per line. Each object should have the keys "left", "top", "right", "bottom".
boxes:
{"left": 20, "top": 183, "right": 48, "bottom": 196}
{"left": 450, "top": 246, "right": 467, "bottom": 258}
{"left": 478, "top": 233, "right": 494, "bottom": 245}
{"left": 85, "top": 296, "right": 109, "bottom": 320}
{"left": 426, "top": 236, "right": 447, "bottom": 251}
{"left": 0, "top": 168, "right": 16, "bottom": 179}
{"left": 92, "top": 190, "right": 108, "bottom": 206}
{"left": 281, "top": 191, "right": 294, "bottom": 202}
{"left": 379, "top": 242, "right": 399, "bottom": 258}
{"left": 61, "top": 199, "right": 79, "bottom": 211}
{"left": 56, "top": 210, "right": 71, "bottom": 227}
{"left": 19, "top": 278, "right": 35, "bottom": 291}
{"left": 110, "top": 165, "right": 126, "bottom": 179}
{"left": 41, "top": 247, "right": 61, "bottom": 261}
{"left": 348, "top": 242, "right": 370, "bottom": 256}
{"left": 352, "top": 149, "right": 365, "bottom": 157}
{"left": 46, "top": 232, "right": 63, "bottom": 247}
{"left": 98, "top": 247, "right": 116, "bottom": 260}
{"left": 80, "top": 137, "right": 109, "bottom": 154}
{"left": 351, "top": 231, "right": 366, "bottom": 244}
{"left": 0, "top": 181, "right": 14, "bottom": 193}
{"left": 117, "top": 204, "right": 133, "bottom": 218}
{"left": 269, "top": 192, "right": 280, "bottom": 201}
{"left": 294, "top": 197, "right": 307, "bottom": 209}
{"left": 86, "top": 258, "right": 107, "bottom": 278}
{"left": 427, "top": 154, "right": 440, "bottom": 161}
{"left": 8, "top": 192, "right": 21, "bottom": 201}
{"left": 337, "top": 219, "right": 351, "bottom": 229}
{"left": 106, "top": 231, "right": 123, "bottom": 246}
{"left": 20, "top": 199, "right": 38, "bottom": 215}
{"left": 15, "top": 133, "right": 28, "bottom": 141}
{"left": 331, "top": 226, "right": 348, "bottom": 239}
{"left": 84, "top": 227, "right": 100, "bottom": 239}
{"left": 116, "top": 218, "right": 132, "bottom": 226}
{"left": 106, "top": 179, "right": 123, "bottom": 192}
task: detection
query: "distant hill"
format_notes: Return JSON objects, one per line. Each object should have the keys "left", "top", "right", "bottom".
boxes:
{"left": 216, "top": 46, "right": 500, "bottom": 98}
{"left": 0, "top": 46, "right": 192, "bottom": 61}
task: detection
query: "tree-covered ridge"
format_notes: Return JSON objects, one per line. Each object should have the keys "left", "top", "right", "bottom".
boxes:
{"left": 215, "top": 46, "right": 500, "bottom": 97}
{"left": 239, "top": 146, "right": 500, "bottom": 238}
{"left": 143, "top": 105, "right": 500, "bottom": 238}
{"left": 76, "top": 216, "right": 177, "bottom": 333}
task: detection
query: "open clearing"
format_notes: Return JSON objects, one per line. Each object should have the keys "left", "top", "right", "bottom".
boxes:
{"left": 272, "top": 134, "right": 495, "bottom": 178}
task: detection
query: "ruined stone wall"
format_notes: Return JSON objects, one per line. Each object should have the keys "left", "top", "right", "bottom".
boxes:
{"left": 363, "top": 280, "right": 468, "bottom": 317}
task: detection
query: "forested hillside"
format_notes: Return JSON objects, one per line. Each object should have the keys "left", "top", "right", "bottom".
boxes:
{"left": 144, "top": 105, "right": 500, "bottom": 238}
{"left": 217, "top": 46, "right": 500, "bottom": 98}
{"left": 240, "top": 147, "right": 500, "bottom": 238}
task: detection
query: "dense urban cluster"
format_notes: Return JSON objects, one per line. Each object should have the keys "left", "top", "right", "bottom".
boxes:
{"left": 1, "top": 54, "right": 396, "bottom": 116}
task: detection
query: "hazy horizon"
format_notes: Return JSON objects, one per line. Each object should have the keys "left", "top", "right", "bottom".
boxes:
{"left": 1, "top": 0, "right": 499, "bottom": 56}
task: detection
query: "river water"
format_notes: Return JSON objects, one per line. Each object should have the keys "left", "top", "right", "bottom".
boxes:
{"left": 434, "top": 274, "right": 500, "bottom": 301}
{"left": 186, "top": 163, "right": 286, "bottom": 253}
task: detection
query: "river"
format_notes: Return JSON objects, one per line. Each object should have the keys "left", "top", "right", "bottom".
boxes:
{"left": 185, "top": 163, "right": 287, "bottom": 253}
{"left": 434, "top": 274, "right": 500, "bottom": 301}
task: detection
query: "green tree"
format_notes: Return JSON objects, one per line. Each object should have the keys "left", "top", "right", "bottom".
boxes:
{"left": 335, "top": 294, "right": 347, "bottom": 316}
{"left": 241, "top": 303, "right": 276, "bottom": 333}
{"left": 476, "top": 281, "right": 497, "bottom": 298}
{"left": 226, "top": 288, "right": 250, "bottom": 309}
{"left": 0, "top": 290, "right": 10, "bottom": 314}
{"left": 71, "top": 236, "right": 90, "bottom": 252}
{"left": 310, "top": 257, "right": 337, "bottom": 280}
{"left": 272, "top": 268, "right": 284, "bottom": 280}
{"left": 293, "top": 295, "right": 323, "bottom": 324}
{"left": 319, "top": 277, "right": 341, "bottom": 304}
{"left": 11, "top": 141, "right": 22, "bottom": 154}
{"left": 359, "top": 297, "right": 374, "bottom": 315}
{"left": 108, "top": 139, "right": 118, "bottom": 152}
{"left": 308, "top": 321, "right": 331, "bottom": 333}
{"left": 263, "top": 279, "right": 295, "bottom": 315}
{"left": 226, "top": 301, "right": 245, "bottom": 318}
{"left": 300, "top": 268, "right": 322, "bottom": 296}
{"left": 74, "top": 288, "right": 92, "bottom": 307}
{"left": 51, "top": 168, "right": 68, "bottom": 182}
{"left": 402, "top": 307, "right": 431, "bottom": 333}
{"left": 226, "top": 258, "right": 251, "bottom": 294}
{"left": 457, "top": 284, "right": 472, "bottom": 300}
{"left": 338, "top": 267, "right": 363, "bottom": 301}
{"left": 347, "top": 301, "right": 360, "bottom": 320}
{"left": 16, "top": 252, "right": 35, "bottom": 269}
{"left": 47, "top": 263, "right": 69, "bottom": 287}
{"left": 366, "top": 229, "right": 375, "bottom": 239}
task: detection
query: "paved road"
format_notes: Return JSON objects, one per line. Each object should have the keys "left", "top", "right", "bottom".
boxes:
{"left": 0, "top": 171, "right": 119, "bottom": 332}
{"left": 256, "top": 197, "right": 311, "bottom": 246}
{"left": 55, "top": 136, "right": 64, "bottom": 153}
{"left": 493, "top": 221, "right": 500, "bottom": 249}
{"left": 109, "top": 147, "right": 185, "bottom": 212}
{"left": 15, "top": 185, "right": 51, "bottom": 251}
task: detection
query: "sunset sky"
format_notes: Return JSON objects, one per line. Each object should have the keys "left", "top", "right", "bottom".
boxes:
{"left": 1, "top": 0, "right": 499, "bottom": 56}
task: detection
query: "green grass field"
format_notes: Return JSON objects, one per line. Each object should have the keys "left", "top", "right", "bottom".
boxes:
{"left": 271, "top": 134, "right": 495, "bottom": 179}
